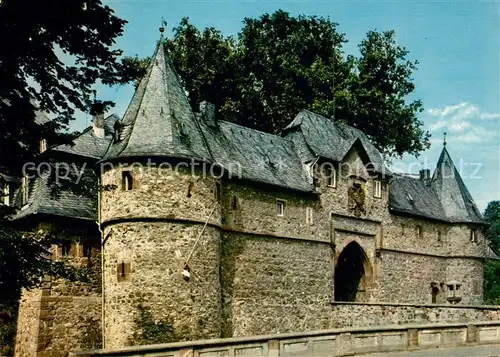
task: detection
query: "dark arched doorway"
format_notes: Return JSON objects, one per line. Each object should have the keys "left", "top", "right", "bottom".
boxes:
{"left": 334, "top": 242, "right": 370, "bottom": 302}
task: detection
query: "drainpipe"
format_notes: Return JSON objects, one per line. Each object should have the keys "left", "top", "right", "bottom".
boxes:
{"left": 96, "top": 175, "right": 105, "bottom": 349}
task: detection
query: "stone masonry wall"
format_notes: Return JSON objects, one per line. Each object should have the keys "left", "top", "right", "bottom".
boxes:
{"left": 101, "top": 165, "right": 222, "bottom": 349}
{"left": 329, "top": 302, "right": 500, "bottom": 328}
{"left": 221, "top": 232, "right": 333, "bottom": 337}
{"left": 102, "top": 222, "right": 222, "bottom": 348}
{"left": 15, "top": 289, "right": 42, "bottom": 357}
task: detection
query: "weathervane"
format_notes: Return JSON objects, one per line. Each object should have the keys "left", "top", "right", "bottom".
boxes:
{"left": 159, "top": 17, "right": 166, "bottom": 36}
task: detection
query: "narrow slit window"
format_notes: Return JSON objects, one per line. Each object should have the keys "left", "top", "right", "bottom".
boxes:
{"left": 22, "top": 176, "right": 29, "bottom": 205}
{"left": 117, "top": 261, "right": 131, "bottom": 282}
{"left": 416, "top": 225, "right": 423, "bottom": 239}
{"left": 122, "top": 170, "right": 133, "bottom": 191}
{"left": 276, "top": 200, "right": 285, "bottom": 217}
{"left": 470, "top": 229, "right": 478, "bottom": 243}
{"left": 231, "top": 195, "right": 238, "bottom": 211}
{"left": 215, "top": 182, "right": 221, "bottom": 202}
{"left": 373, "top": 180, "right": 382, "bottom": 198}
{"left": 306, "top": 207, "right": 314, "bottom": 225}
{"left": 2, "top": 184, "right": 9, "bottom": 206}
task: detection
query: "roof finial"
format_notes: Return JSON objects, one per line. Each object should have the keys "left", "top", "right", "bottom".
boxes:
{"left": 159, "top": 17, "right": 166, "bottom": 37}
{"left": 443, "top": 132, "right": 447, "bottom": 147}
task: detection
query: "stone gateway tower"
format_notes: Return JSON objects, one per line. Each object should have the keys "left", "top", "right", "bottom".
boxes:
{"left": 98, "top": 37, "right": 223, "bottom": 348}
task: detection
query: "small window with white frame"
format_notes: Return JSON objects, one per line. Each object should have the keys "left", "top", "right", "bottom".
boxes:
{"left": 276, "top": 200, "right": 285, "bottom": 217}
{"left": 373, "top": 180, "right": 382, "bottom": 198}
{"left": 2, "top": 183, "right": 9, "bottom": 206}
{"left": 325, "top": 165, "right": 336, "bottom": 188}
{"left": 40, "top": 139, "right": 47, "bottom": 153}
{"left": 470, "top": 229, "right": 478, "bottom": 243}
{"left": 306, "top": 207, "right": 314, "bottom": 225}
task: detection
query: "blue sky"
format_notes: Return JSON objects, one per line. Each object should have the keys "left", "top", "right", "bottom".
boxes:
{"left": 77, "top": 0, "right": 499, "bottom": 211}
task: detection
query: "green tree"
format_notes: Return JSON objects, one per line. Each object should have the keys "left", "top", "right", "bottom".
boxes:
{"left": 151, "top": 11, "right": 430, "bottom": 158}
{"left": 485, "top": 201, "right": 500, "bottom": 255}
{"left": 483, "top": 200, "right": 500, "bottom": 305}
{"left": 0, "top": 0, "right": 134, "bottom": 173}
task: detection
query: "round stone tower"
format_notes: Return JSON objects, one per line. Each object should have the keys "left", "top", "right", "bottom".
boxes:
{"left": 98, "top": 36, "right": 222, "bottom": 348}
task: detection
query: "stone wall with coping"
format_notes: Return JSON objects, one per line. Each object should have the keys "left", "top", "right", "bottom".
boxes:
{"left": 69, "top": 320, "right": 500, "bottom": 357}
{"left": 220, "top": 232, "right": 333, "bottom": 337}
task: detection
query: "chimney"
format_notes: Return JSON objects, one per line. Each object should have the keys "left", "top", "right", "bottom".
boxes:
{"left": 419, "top": 169, "right": 431, "bottom": 185}
{"left": 199, "top": 101, "right": 216, "bottom": 128}
{"left": 91, "top": 100, "right": 105, "bottom": 139}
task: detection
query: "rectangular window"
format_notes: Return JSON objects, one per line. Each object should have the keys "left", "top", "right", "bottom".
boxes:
{"left": 215, "top": 182, "right": 221, "bottom": 202}
{"left": 22, "top": 176, "right": 29, "bottom": 205}
{"left": 326, "top": 166, "right": 336, "bottom": 188}
{"left": 276, "top": 200, "right": 285, "bottom": 217}
{"left": 471, "top": 229, "right": 478, "bottom": 243}
{"left": 306, "top": 207, "right": 314, "bottom": 225}
{"left": 40, "top": 139, "right": 47, "bottom": 153}
{"left": 122, "top": 170, "right": 133, "bottom": 191}
{"left": 117, "top": 261, "right": 131, "bottom": 282}
{"left": 61, "top": 241, "right": 71, "bottom": 256}
{"left": 2, "top": 184, "right": 9, "bottom": 206}
{"left": 417, "top": 225, "right": 423, "bottom": 239}
{"left": 373, "top": 180, "right": 382, "bottom": 198}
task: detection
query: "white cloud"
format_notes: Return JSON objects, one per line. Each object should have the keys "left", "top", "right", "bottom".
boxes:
{"left": 448, "top": 120, "right": 472, "bottom": 132}
{"left": 426, "top": 102, "right": 499, "bottom": 143}
{"left": 480, "top": 112, "right": 500, "bottom": 120}
{"left": 429, "top": 120, "right": 447, "bottom": 131}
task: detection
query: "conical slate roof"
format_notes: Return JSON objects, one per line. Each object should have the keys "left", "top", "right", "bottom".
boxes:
{"left": 431, "top": 145, "right": 484, "bottom": 223}
{"left": 104, "top": 37, "right": 212, "bottom": 162}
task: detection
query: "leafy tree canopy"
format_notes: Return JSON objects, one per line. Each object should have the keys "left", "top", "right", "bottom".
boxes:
{"left": 0, "top": 0, "right": 138, "bottom": 173}
{"left": 485, "top": 200, "right": 500, "bottom": 255}
{"left": 141, "top": 11, "right": 430, "bottom": 158}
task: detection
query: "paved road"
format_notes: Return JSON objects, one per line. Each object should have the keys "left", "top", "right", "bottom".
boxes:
{"left": 356, "top": 344, "right": 500, "bottom": 357}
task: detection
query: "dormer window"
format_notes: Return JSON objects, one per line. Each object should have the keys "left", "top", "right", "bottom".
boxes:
{"left": 122, "top": 170, "right": 133, "bottom": 191}
{"left": 2, "top": 184, "right": 9, "bottom": 206}
{"left": 373, "top": 180, "right": 382, "bottom": 198}
{"left": 470, "top": 229, "right": 478, "bottom": 243}
{"left": 40, "top": 139, "right": 47, "bottom": 153}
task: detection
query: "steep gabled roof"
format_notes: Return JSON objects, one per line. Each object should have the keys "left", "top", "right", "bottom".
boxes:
{"left": 283, "top": 110, "right": 390, "bottom": 175}
{"left": 52, "top": 114, "right": 119, "bottom": 159}
{"left": 103, "top": 38, "right": 211, "bottom": 162}
{"left": 431, "top": 146, "right": 484, "bottom": 223}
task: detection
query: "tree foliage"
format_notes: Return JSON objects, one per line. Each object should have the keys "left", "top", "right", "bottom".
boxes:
{"left": 483, "top": 200, "right": 500, "bottom": 305}
{"left": 141, "top": 11, "right": 429, "bottom": 158}
{"left": 0, "top": 0, "right": 133, "bottom": 173}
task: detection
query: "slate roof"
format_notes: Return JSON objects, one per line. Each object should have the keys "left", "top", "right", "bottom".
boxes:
{"left": 431, "top": 146, "right": 485, "bottom": 224}
{"left": 199, "top": 120, "right": 312, "bottom": 192}
{"left": 389, "top": 146, "right": 485, "bottom": 224}
{"left": 52, "top": 114, "right": 119, "bottom": 159}
{"left": 11, "top": 115, "right": 118, "bottom": 222}
{"left": 103, "top": 38, "right": 212, "bottom": 162}
{"left": 389, "top": 174, "right": 449, "bottom": 222}
{"left": 12, "top": 173, "right": 96, "bottom": 221}
{"left": 283, "top": 110, "right": 391, "bottom": 175}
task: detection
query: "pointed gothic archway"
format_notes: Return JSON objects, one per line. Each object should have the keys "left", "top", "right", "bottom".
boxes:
{"left": 334, "top": 241, "right": 372, "bottom": 302}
